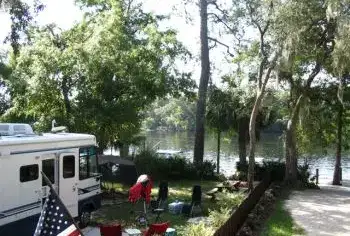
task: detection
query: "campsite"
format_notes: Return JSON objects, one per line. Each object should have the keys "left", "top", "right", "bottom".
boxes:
{"left": 1, "top": 0, "right": 350, "bottom": 235}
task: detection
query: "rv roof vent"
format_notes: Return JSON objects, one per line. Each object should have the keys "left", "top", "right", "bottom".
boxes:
{"left": 0, "top": 123, "right": 35, "bottom": 136}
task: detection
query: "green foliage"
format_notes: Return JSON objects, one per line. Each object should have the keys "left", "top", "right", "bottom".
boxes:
{"left": 236, "top": 161, "right": 285, "bottom": 181}
{"left": 181, "top": 223, "right": 215, "bottom": 236}
{"left": 2, "top": 0, "right": 195, "bottom": 150}
{"left": 214, "top": 191, "right": 245, "bottom": 210}
{"left": 235, "top": 160, "right": 316, "bottom": 186}
{"left": 297, "top": 163, "right": 318, "bottom": 189}
{"left": 142, "top": 97, "right": 196, "bottom": 131}
{"left": 2, "top": 0, "right": 44, "bottom": 55}
{"left": 206, "top": 86, "right": 235, "bottom": 133}
{"left": 134, "top": 148, "right": 217, "bottom": 181}
{"left": 209, "top": 207, "right": 232, "bottom": 228}
{"left": 182, "top": 193, "right": 244, "bottom": 235}
{"left": 261, "top": 161, "right": 286, "bottom": 182}
{"left": 222, "top": 76, "right": 283, "bottom": 138}
{"left": 296, "top": 82, "right": 350, "bottom": 154}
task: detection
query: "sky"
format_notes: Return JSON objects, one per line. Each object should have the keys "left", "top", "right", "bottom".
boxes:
{"left": 0, "top": 0, "right": 233, "bottom": 85}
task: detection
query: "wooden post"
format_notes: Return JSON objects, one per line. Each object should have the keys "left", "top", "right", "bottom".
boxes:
{"left": 340, "top": 167, "right": 342, "bottom": 181}
{"left": 316, "top": 169, "right": 319, "bottom": 185}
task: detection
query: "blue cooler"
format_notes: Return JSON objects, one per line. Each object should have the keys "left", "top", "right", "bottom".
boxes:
{"left": 168, "top": 201, "right": 184, "bottom": 214}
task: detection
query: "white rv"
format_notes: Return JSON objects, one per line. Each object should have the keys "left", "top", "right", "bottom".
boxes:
{"left": 0, "top": 123, "right": 102, "bottom": 236}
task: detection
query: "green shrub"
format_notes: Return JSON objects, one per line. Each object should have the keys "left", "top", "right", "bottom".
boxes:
{"left": 209, "top": 207, "right": 232, "bottom": 228}
{"left": 215, "top": 191, "right": 245, "bottom": 209}
{"left": 236, "top": 160, "right": 317, "bottom": 188}
{"left": 181, "top": 223, "right": 215, "bottom": 236}
{"left": 262, "top": 161, "right": 286, "bottom": 181}
{"left": 298, "top": 163, "right": 318, "bottom": 188}
{"left": 134, "top": 148, "right": 217, "bottom": 181}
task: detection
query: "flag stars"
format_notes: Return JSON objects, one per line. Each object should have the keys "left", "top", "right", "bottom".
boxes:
{"left": 34, "top": 187, "right": 80, "bottom": 236}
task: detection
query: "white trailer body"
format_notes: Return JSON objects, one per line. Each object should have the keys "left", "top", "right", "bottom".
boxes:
{"left": 0, "top": 131, "right": 102, "bottom": 236}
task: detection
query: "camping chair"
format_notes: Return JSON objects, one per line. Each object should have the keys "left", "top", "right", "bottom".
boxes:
{"left": 99, "top": 224, "right": 122, "bottom": 236}
{"left": 190, "top": 185, "right": 202, "bottom": 217}
{"left": 150, "top": 181, "right": 168, "bottom": 223}
{"left": 143, "top": 222, "right": 170, "bottom": 236}
{"left": 157, "top": 181, "right": 168, "bottom": 209}
{"left": 129, "top": 175, "right": 153, "bottom": 226}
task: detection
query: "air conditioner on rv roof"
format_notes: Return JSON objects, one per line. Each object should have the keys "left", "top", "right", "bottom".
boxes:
{"left": 0, "top": 123, "right": 34, "bottom": 136}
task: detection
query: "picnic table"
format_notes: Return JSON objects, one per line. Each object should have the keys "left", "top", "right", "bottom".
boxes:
{"left": 206, "top": 181, "right": 242, "bottom": 200}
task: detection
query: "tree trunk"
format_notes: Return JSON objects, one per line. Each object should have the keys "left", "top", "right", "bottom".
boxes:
{"left": 217, "top": 129, "right": 221, "bottom": 174}
{"left": 284, "top": 120, "right": 298, "bottom": 182}
{"left": 333, "top": 103, "right": 343, "bottom": 185}
{"left": 285, "top": 94, "right": 303, "bottom": 183}
{"left": 193, "top": 0, "right": 210, "bottom": 165}
{"left": 238, "top": 117, "right": 248, "bottom": 165}
{"left": 61, "top": 76, "right": 72, "bottom": 130}
{"left": 284, "top": 62, "right": 320, "bottom": 183}
{"left": 248, "top": 94, "right": 263, "bottom": 190}
{"left": 120, "top": 143, "right": 130, "bottom": 158}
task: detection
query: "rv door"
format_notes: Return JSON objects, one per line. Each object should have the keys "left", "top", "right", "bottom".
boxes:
{"left": 41, "top": 156, "right": 58, "bottom": 203}
{"left": 59, "top": 153, "right": 78, "bottom": 217}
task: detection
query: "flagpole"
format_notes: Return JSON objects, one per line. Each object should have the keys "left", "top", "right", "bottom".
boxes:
{"left": 41, "top": 171, "right": 85, "bottom": 236}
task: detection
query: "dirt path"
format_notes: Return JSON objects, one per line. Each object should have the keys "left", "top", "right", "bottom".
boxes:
{"left": 285, "top": 184, "right": 350, "bottom": 236}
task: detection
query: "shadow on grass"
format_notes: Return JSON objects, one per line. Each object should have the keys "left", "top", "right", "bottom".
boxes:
{"left": 261, "top": 199, "right": 305, "bottom": 236}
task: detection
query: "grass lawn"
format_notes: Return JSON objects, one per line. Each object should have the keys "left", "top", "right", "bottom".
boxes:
{"left": 92, "top": 180, "right": 235, "bottom": 235}
{"left": 261, "top": 199, "right": 305, "bottom": 236}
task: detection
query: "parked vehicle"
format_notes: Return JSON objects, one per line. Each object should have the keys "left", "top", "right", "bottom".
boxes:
{"left": 0, "top": 123, "right": 101, "bottom": 235}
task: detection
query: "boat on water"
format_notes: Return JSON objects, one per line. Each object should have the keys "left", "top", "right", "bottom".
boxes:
{"left": 156, "top": 149, "right": 183, "bottom": 159}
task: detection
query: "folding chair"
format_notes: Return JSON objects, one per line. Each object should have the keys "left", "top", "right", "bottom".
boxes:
{"left": 99, "top": 224, "right": 122, "bottom": 236}
{"left": 157, "top": 181, "right": 168, "bottom": 209}
{"left": 143, "top": 222, "right": 170, "bottom": 236}
{"left": 150, "top": 181, "right": 168, "bottom": 223}
{"left": 190, "top": 185, "right": 202, "bottom": 217}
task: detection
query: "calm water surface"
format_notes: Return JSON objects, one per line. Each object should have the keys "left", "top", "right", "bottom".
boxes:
{"left": 144, "top": 131, "right": 350, "bottom": 183}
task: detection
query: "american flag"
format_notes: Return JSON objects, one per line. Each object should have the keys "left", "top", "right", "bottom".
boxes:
{"left": 33, "top": 186, "right": 81, "bottom": 236}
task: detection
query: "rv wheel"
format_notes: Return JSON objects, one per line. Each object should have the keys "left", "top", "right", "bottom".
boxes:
{"left": 79, "top": 207, "right": 91, "bottom": 228}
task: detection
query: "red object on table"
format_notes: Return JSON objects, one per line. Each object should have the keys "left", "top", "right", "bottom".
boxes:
{"left": 99, "top": 224, "right": 122, "bottom": 236}
{"left": 129, "top": 175, "right": 153, "bottom": 204}
{"left": 143, "top": 222, "right": 170, "bottom": 236}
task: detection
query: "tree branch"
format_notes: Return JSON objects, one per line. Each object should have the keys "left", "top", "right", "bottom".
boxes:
{"left": 208, "top": 36, "right": 234, "bottom": 57}
{"left": 207, "top": 12, "right": 236, "bottom": 34}
{"left": 260, "top": 49, "right": 280, "bottom": 92}
{"left": 257, "top": 57, "right": 266, "bottom": 89}
{"left": 209, "top": 40, "right": 216, "bottom": 50}
{"left": 305, "top": 62, "right": 321, "bottom": 89}
{"left": 208, "top": 0, "right": 229, "bottom": 19}
{"left": 247, "top": 1, "right": 274, "bottom": 58}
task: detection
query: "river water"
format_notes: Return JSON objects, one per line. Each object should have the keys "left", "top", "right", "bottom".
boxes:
{"left": 143, "top": 131, "right": 350, "bottom": 184}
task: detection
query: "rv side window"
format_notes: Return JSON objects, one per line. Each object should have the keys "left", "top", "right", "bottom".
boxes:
{"left": 20, "top": 164, "right": 39, "bottom": 182}
{"left": 63, "top": 155, "right": 75, "bottom": 178}
{"left": 79, "top": 146, "right": 98, "bottom": 180}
